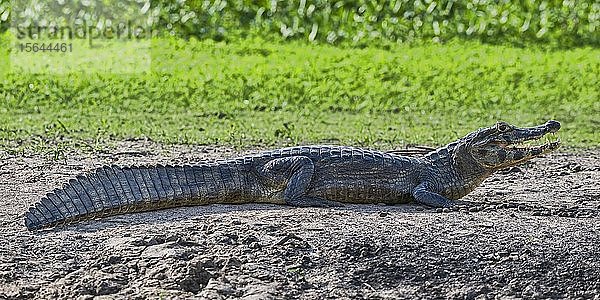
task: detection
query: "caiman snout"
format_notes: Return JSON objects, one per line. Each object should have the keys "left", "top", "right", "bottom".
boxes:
{"left": 545, "top": 120, "right": 561, "bottom": 133}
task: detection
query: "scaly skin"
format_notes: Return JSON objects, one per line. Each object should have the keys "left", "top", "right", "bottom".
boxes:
{"left": 24, "top": 120, "right": 561, "bottom": 231}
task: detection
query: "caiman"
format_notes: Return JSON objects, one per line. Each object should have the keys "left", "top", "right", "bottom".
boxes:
{"left": 24, "top": 120, "right": 561, "bottom": 230}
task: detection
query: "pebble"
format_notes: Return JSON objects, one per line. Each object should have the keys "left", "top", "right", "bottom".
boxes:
{"left": 225, "top": 257, "right": 242, "bottom": 268}
{"left": 146, "top": 237, "right": 165, "bottom": 246}
{"left": 301, "top": 255, "right": 312, "bottom": 267}
{"left": 468, "top": 206, "right": 481, "bottom": 212}
{"left": 163, "top": 236, "right": 177, "bottom": 244}
{"left": 286, "top": 264, "right": 302, "bottom": 271}
{"left": 498, "top": 251, "right": 510, "bottom": 257}
{"left": 107, "top": 256, "right": 121, "bottom": 264}
{"left": 507, "top": 167, "right": 523, "bottom": 173}
{"left": 483, "top": 206, "right": 495, "bottom": 212}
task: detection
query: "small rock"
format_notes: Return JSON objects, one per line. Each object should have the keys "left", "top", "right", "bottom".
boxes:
{"left": 478, "top": 222, "right": 494, "bottom": 228}
{"left": 468, "top": 206, "right": 481, "bottom": 212}
{"left": 146, "top": 236, "right": 165, "bottom": 246}
{"left": 286, "top": 264, "right": 302, "bottom": 271}
{"left": 558, "top": 211, "right": 574, "bottom": 218}
{"left": 571, "top": 164, "right": 584, "bottom": 172}
{"left": 225, "top": 257, "right": 242, "bottom": 268}
{"left": 217, "top": 235, "right": 235, "bottom": 245}
{"left": 177, "top": 264, "right": 214, "bottom": 293}
{"left": 506, "top": 203, "right": 518, "bottom": 209}
{"left": 131, "top": 239, "right": 145, "bottom": 247}
{"left": 200, "top": 258, "right": 215, "bottom": 269}
{"left": 107, "top": 256, "right": 121, "bottom": 264}
{"left": 166, "top": 234, "right": 182, "bottom": 242}
{"left": 379, "top": 212, "right": 388, "bottom": 217}
{"left": 498, "top": 251, "right": 510, "bottom": 257}
{"left": 507, "top": 167, "right": 523, "bottom": 173}
{"left": 483, "top": 206, "right": 495, "bottom": 212}
{"left": 96, "top": 280, "right": 120, "bottom": 295}
{"left": 300, "top": 255, "right": 312, "bottom": 267}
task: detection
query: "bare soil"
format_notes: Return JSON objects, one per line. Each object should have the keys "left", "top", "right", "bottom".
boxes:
{"left": 1, "top": 141, "right": 599, "bottom": 299}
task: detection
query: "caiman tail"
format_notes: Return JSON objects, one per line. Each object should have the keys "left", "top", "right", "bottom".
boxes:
{"left": 25, "top": 163, "right": 251, "bottom": 230}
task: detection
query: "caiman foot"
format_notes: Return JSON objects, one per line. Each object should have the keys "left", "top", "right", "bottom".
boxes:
{"left": 412, "top": 183, "right": 454, "bottom": 208}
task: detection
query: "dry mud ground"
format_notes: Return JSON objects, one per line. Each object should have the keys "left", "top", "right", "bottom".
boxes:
{"left": 1, "top": 141, "right": 599, "bottom": 299}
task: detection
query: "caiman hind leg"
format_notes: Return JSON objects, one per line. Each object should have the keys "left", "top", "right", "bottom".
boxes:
{"left": 259, "top": 156, "right": 343, "bottom": 207}
{"left": 412, "top": 182, "right": 454, "bottom": 208}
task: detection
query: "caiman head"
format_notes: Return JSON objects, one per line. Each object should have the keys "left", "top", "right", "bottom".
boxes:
{"left": 456, "top": 120, "right": 561, "bottom": 171}
{"left": 420, "top": 120, "right": 561, "bottom": 200}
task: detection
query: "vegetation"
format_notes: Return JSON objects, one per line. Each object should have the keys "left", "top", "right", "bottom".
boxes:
{"left": 0, "top": 0, "right": 598, "bottom": 48}
{"left": 0, "top": 38, "right": 598, "bottom": 151}
{"left": 0, "top": 1, "right": 597, "bottom": 152}
{"left": 151, "top": 0, "right": 599, "bottom": 48}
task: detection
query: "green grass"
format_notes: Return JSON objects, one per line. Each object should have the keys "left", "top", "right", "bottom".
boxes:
{"left": 0, "top": 37, "right": 598, "bottom": 152}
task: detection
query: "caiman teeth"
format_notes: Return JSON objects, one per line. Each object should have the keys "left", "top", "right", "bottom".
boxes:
{"left": 505, "top": 133, "right": 560, "bottom": 151}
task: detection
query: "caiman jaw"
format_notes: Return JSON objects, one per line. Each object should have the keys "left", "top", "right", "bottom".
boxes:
{"left": 499, "top": 132, "right": 561, "bottom": 156}
{"left": 470, "top": 120, "right": 561, "bottom": 170}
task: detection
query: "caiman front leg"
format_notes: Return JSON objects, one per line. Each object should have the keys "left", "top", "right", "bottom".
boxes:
{"left": 260, "top": 156, "right": 343, "bottom": 207}
{"left": 412, "top": 182, "right": 454, "bottom": 208}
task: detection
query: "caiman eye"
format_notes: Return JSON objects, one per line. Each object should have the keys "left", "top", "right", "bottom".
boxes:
{"left": 496, "top": 122, "right": 510, "bottom": 133}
